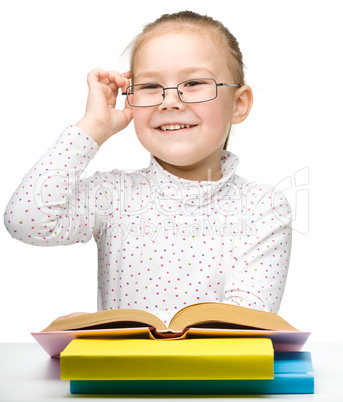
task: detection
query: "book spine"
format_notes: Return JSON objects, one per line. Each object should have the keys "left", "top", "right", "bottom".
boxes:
{"left": 62, "top": 352, "right": 273, "bottom": 380}
{"left": 70, "top": 376, "right": 314, "bottom": 395}
{"left": 61, "top": 339, "right": 274, "bottom": 381}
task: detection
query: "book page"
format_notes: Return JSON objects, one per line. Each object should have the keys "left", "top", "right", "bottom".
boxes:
{"left": 168, "top": 302, "right": 299, "bottom": 332}
{"left": 42, "top": 309, "right": 168, "bottom": 332}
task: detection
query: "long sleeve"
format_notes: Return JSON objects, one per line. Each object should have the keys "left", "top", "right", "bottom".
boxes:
{"left": 224, "top": 184, "right": 292, "bottom": 313}
{"left": 4, "top": 125, "right": 99, "bottom": 246}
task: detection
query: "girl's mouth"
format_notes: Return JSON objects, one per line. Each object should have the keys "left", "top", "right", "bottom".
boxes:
{"left": 158, "top": 124, "right": 196, "bottom": 131}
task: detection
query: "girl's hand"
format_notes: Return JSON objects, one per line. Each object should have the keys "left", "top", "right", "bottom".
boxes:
{"left": 76, "top": 68, "right": 133, "bottom": 146}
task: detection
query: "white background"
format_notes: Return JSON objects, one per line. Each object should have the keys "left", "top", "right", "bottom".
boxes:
{"left": 1, "top": 0, "right": 342, "bottom": 342}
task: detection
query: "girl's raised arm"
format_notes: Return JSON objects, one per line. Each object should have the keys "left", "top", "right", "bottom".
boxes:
{"left": 4, "top": 69, "right": 132, "bottom": 246}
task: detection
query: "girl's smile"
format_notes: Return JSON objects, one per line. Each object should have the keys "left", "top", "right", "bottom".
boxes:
{"left": 156, "top": 124, "right": 197, "bottom": 132}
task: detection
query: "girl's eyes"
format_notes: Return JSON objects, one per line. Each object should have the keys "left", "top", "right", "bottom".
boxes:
{"left": 137, "top": 80, "right": 208, "bottom": 89}
{"left": 184, "top": 80, "right": 205, "bottom": 87}
{"left": 138, "top": 84, "right": 162, "bottom": 90}
{"left": 183, "top": 80, "right": 209, "bottom": 88}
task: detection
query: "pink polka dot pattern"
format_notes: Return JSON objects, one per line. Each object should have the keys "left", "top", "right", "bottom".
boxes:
{"left": 4, "top": 125, "right": 292, "bottom": 323}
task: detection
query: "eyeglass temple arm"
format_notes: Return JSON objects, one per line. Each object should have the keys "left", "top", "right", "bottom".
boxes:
{"left": 216, "top": 83, "right": 241, "bottom": 88}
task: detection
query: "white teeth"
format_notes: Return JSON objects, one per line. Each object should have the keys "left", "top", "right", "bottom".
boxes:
{"left": 160, "top": 124, "right": 192, "bottom": 131}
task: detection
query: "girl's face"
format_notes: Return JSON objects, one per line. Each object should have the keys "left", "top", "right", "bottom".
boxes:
{"left": 132, "top": 30, "right": 242, "bottom": 181}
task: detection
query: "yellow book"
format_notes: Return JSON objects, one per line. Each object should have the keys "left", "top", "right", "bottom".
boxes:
{"left": 60, "top": 338, "right": 274, "bottom": 381}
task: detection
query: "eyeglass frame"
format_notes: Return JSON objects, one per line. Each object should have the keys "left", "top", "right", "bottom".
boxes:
{"left": 122, "top": 78, "right": 242, "bottom": 107}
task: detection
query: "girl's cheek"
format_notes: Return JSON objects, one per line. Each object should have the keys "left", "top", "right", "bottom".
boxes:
{"left": 133, "top": 109, "right": 151, "bottom": 128}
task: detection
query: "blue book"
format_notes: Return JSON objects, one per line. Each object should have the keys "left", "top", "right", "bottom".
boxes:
{"left": 69, "top": 351, "right": 314, "bottom": 394}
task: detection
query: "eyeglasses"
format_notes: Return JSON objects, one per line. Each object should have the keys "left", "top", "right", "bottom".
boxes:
{"left": 122, "top": 78, "right": 241, "bottom": 107}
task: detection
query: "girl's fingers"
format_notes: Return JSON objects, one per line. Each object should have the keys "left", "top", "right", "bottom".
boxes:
{"left": 121, "top": 71, "right": 131, "bottom": 80}
{"left": 86, "top": 69, "right": 131, "bottom": 92}
{"left": 121, "top": 72, "right": 131, "bottom": 92}
{"left": 108, "top": 81, "right": 117, "bottom": 91}
{"left": 87, "top": 68, "right": 109, "bottom": 85}
{"left": 107, "top": 70, "right": 130, "bottom": 92}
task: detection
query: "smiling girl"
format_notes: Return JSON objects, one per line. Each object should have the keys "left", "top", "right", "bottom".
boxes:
{"left": 4, "top": 11, "right": 292, "bottom": 324}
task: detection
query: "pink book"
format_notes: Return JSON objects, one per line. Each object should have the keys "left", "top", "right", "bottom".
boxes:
{"left": 31, "top": 304, "right": 311, "bottom": 357}
{"left": 31, "top": 327, "right": 311, "bottom": 357}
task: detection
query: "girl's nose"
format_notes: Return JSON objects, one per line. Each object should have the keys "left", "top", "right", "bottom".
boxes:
{"left": 158, "top": 88, "right": 185, "bottom": 111}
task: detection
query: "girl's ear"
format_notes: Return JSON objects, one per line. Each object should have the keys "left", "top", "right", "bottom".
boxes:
{"left": 231, "top": 85, "right": 253, "bottom": 124}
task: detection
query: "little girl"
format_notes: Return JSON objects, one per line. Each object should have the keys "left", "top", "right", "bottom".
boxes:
{"left": 4, "top": 11, "right": 291, "bottom": 324}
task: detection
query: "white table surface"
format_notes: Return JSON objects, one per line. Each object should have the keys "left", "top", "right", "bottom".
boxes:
{"left": 0, "top": 342, "right": 342, "bottom": 401}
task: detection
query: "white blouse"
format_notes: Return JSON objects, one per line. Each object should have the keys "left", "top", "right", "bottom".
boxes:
{"left": 4, "top": 125, "right": 292, "bottom": 324}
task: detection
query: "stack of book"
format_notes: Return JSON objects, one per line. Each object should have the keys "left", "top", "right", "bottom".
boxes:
{"left": 31, "top": 302, "right": 314, "bottom": 395}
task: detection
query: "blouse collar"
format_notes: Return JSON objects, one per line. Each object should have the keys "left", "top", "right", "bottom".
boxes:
{"left": 147, "top": 150, "right": 239, "bottom": 207}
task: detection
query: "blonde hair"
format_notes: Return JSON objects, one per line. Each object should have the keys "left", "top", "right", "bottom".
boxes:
{"left": 126, "top": 11, "right": 246, "bottom": 150}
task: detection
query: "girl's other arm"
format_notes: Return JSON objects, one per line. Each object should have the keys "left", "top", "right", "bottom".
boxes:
{"left": 224, "top": 185, "right": 292, "bottom": 313}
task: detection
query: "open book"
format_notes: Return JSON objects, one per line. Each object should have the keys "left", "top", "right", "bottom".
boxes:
{"left": 32, "top": 302, "right": 311, "bottom": 357}
{"left": 42, "top": 302, "right": 298, "bottom": 333}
